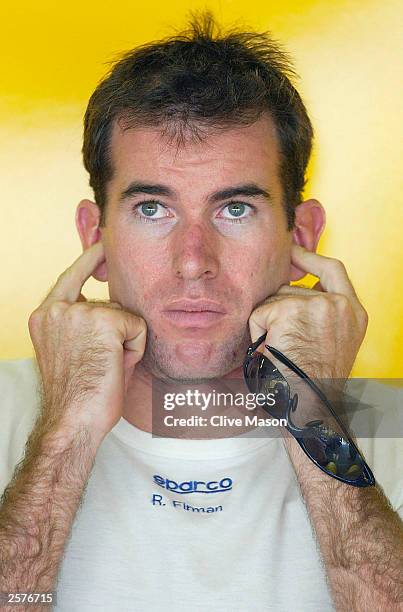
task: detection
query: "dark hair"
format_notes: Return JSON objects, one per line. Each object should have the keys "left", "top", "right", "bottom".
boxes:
{"left": 82, "top": 10, "right": 314, "bottom": 230}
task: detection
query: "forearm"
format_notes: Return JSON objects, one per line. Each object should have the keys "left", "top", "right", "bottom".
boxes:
{"left": 284, "top": 436, "right": 403, "bottom": 611}
{"left": 0, "top": 418, "right": 101, "bottom": 607}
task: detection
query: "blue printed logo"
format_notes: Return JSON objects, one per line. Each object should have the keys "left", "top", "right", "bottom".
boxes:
{"left": 153, "top": 474, "right": 233, "bottom": 494}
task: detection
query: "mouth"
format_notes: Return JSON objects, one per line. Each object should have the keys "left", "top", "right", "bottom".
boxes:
{"left": 162, "top": 299, "right": 227, "bottom": 328}
{"left": 162, "top": 310, "right": 226, "bottom": 328}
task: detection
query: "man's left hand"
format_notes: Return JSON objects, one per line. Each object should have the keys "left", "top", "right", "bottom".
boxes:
{"left": 248, "top": 244, "right": 368, "bottom": 380}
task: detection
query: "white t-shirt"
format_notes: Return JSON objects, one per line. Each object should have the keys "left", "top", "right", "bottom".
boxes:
{"left": 0, "top": 357, "right": 402, "bottom": 612}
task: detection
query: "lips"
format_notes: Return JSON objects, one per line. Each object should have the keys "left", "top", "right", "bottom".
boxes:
{"left": 164, "top": 299, "right": 227, "bottom": 313}
{"left": 162, "top": 299, "right": 227, "bottom": 328}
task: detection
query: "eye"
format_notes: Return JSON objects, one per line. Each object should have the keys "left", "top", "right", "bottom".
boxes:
{"left": 219, "top": 201, "right": 255, "bottom": 222}
{"left": 132, "top": 200, "right": 171, "bottom": 222}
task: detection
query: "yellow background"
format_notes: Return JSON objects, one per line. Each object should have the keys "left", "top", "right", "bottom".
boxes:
{"left": 1, "top": 0, "right": 402, "bottom": 376}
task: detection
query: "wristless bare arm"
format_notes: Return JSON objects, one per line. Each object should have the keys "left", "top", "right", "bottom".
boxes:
{"left": 284, "top": 437, "right": 403, "bottom": 612}
{"left": 0, "top": 241, "right": 147, "bottom": 609}
{"left": 0, "top": 415, "right": 101, "bottom": 598}
{"left": 249, "top": 247, "right": 403, "bottom": 610}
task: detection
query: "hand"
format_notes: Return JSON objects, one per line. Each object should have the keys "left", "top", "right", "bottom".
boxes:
{"left": 248, "top": 245, "right": 368, "bottom": 380}
{"left": 28, "top": 241, "right": 147, "bottom": 442}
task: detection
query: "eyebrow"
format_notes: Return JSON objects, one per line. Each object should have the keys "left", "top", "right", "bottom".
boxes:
{"left": 117, "top": 181, "right": 272, "bottom": 206}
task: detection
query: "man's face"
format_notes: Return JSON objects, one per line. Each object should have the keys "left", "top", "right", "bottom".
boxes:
{"left": 101, "top": 113, "right": 292, "bottom": 381}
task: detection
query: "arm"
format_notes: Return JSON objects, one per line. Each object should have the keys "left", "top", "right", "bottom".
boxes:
{"left": 284, "top": 436, "right": 403, "bottom": 611}
{"left": 0, "top": 420, "right": 102, "bottom": 610}
{"left": 249, "top": 244, "right": 403, "bottom": 610}
{"left": 0, "top": 241, "right": 146, "bottom": 611}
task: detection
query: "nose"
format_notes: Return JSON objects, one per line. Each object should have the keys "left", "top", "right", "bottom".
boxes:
{"left": 171, "top": 221, "right": 220, "bottom": 281}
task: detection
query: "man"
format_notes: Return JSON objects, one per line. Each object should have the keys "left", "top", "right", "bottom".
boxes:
{"left": 0, "top": 11, "right": 402, "bottom": 612}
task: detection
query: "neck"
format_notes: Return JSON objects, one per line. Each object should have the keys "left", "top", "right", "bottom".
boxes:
{"left": 122, "top": 362, "right": 246, "bottom": 434}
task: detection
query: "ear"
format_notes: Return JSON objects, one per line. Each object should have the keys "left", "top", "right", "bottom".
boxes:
{"left": 289, "top": 199, "right": 326, "bottom": 281}
{"left": 75, "top": 199, "right": 108, "bottom": 282}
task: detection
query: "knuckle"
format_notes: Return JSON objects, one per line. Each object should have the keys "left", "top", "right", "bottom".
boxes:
{"left": 253, "top": 301, "right": 274, "bottom": 318}
{"left": 286, "top": 298, "right": 303, "bottom": 316}
{"left": 28, "top": 308, "right": 42, "bottom": 331}
{"left": 65, "top": 302, "right": 90, "bottom": 324}
{"left": 358, "top": 305, "right": 369, "bottom": 328}
{"left": 333, "top": 293, "right": 350, "bottom": 310}
{"left": 313, "top": 294, "right": 330, "bottom": 311}
{"left": 47, "top": 301, "right": 67, "bottom": 320}
{"left": 28, "top": 307, "right": 41, "bottom": 323}
{"left": 331, "top": 258, "right": 346, "bottom": 271}
{"left": 90, "top": 306, "right": 116, "bottom": 327}
{"left": 136, "top": 316, "right": 147, "bottom": 333}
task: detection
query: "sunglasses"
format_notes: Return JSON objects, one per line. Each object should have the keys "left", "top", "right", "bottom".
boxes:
{"left": 243, "top": 333, "right": 375, "bottom": 487}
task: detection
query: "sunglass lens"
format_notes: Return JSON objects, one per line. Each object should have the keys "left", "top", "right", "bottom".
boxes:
{"left": 245, "top": 353, "right": 289, "bottom": 417}
{"left": 244, "top": 355, "right": 261, "bottom": 393}
{"left": 301, "top": 423, "right": 370, "bottom": 483}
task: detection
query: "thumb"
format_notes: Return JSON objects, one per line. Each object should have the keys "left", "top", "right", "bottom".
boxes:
{"left": 248, "top": 303, "right": 276, "bottom": 345}
{"left": 121, "top": 313, "right": 148, "bottom": 357}
{"left": 122, "top": 315, "right": 148, "bottom": 392}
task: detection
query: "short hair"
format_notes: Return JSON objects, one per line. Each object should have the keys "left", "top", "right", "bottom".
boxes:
{"left": 82, "top": 10, "right": 314, "bottom": 230}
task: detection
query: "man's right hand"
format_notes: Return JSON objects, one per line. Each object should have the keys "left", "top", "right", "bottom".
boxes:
{"left": 28, "top": 241, "right": 147, "bottom": 443}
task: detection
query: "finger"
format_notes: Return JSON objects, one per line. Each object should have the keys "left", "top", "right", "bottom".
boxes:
{"left": 253, "top": 285, "right": 324, "bottom": 311}
{"left": 248, "top": 285, "right": 326, "bottom": 344}
{"left": 312, "top": 280, "right": 324, "bottom": 292}
{"left": 248, "top": 301, "right": 277, "bottom": 344}
{"left": 103, "top": 301, "right": 123, "bottom": 309}
{"left": 91, "top": 301, "right": 123, "bottom": 310}
{"left": 120, "top": 314, "right": 147, "bottom": 353}
{"left": 83, "top": 298, "right": 122, "bottom": 309}
{"left": 275, "top": 284, "right": 323, "bottom": 297}
{"left": 44, "top": 242, "right": 105, "bottom": 305}
{"left": 291, "top": 245, "right": 357, "bottom": 299}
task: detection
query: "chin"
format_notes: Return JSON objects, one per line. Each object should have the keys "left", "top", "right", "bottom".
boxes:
{"left": 147, "top": 351, "right": 246, "bottom": 386}
{"left": 141, "top": 324, "right": 250, "bottom": 382}
{"left": 149, "top": 357, "right": 230, "bottom": 383}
